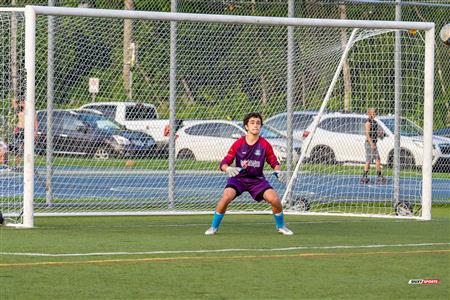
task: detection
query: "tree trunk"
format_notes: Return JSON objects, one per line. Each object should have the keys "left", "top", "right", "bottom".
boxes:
{"left": 339, "top": 4, "right": 352, "bottom": 112}
{"left": 123, "top": 0, "right": 134, "bottom": 100}
{"left": 251, "top": 0, "right": 268, "bottom": 105}
{"left": 257, "top": 48, "right": 268, "bottom": 105}
{"left": 181, "top": 78, "right": 195, "bottom": 104}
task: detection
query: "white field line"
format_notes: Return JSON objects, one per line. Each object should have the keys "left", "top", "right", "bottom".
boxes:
{"left": 1, "top": 242, "right": 448, "bottom": 258}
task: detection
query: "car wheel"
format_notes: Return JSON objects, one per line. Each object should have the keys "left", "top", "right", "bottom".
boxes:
{"left": 387, "top": 152, "right": 394, "bottom": 168}
{"left": 388, "top": 149, "right": 416, "bottom": 170}
{"left": 292, "top": 197, "right": 310, "bottom": 212}
{"left": 433, "top": 163, "right": 450, "bottom": 173}
{"left": 94, "top": 146, "right": 111, "bottom": 160}
{"left": 177, "top": 149, "right": 196, "bottom": 160}
{"left": 310, "top": 146, "right": 336, "bottom": 165}
{"left": 400, "top": 149, "right": 415, "bottom": 169}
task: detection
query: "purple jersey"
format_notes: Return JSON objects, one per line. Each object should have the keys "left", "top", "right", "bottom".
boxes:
{"left": 220, "top": 136, "right": 279, "bottom": 178}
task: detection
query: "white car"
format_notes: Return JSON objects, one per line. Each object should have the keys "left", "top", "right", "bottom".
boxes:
{"left": 265, "top": 111, "right": 318, "bottom": 140}
{"left": 301, "top": 112, "right": 450, "bottom": 169}
{"left": 175, "top": 120, "right": 302, "bottom": 162}
{"left": 79, "top": 102, "right": 171, "bottom": 156}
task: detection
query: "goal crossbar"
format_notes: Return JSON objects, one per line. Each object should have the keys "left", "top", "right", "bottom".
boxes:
{"left": 27, "top": 5, "right": 434, "bottom": 30}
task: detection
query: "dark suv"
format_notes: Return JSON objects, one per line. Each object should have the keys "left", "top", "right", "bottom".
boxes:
{"left": 36, "top": 110, "right": 157, "bottom": 159}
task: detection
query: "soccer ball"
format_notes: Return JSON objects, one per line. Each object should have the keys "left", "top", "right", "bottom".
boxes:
{"left": 440, "top": 23, "right": 450, "bottom": 46}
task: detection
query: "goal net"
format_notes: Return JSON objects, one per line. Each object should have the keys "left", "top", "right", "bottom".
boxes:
{"left": 0, "top": 10, "right": 27, "bottom": 225}
{"left": 282, "top": 28, "right": 434, "bottom": 219}
{"left": 0, "top": 7, "right": 434, "bottom": 226}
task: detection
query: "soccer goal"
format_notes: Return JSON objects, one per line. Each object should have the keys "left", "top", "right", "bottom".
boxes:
{"left": 0, "top": 6, "right": 434, "bottom": 227}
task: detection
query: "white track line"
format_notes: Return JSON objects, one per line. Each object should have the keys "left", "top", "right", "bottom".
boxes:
{"left": 1, "top": 242, "right": 448, "bottom": 257}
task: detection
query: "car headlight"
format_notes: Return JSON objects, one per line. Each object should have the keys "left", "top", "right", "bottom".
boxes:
{"left": 273, "top": 145, "right": 287, "bottom": 153}
{"left": 112, "top": 135, "right": 131, "bottom": 145}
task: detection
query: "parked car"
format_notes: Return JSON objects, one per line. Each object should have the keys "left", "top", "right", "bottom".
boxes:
{"left": 434, "top": 127, "right": 450, "bottom": 138}
{"left": 301, "top": 112, "right": 450, "bottom": 170}
{"left": 36, "top": 110, "right": 157, "bottom": 159}
{"left": 175, "top": 120, "right": 302, "bottom": 162}
{"left": 79, "top": 102, "right": 172, "bottom": 155}
{"left": 265, "top": 111, "right": 318, "bottom": 140}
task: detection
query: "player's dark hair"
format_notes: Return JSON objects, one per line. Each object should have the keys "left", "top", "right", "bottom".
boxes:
{"left": 243, "top": 112, "right": 263, "bottom": 127}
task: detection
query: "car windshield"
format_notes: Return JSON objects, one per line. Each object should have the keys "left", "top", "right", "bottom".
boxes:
{"left": 267, "top": 113, "right": 316, "bottom": 131}
{"left": 293, "top": 114, "right": 316, "bottom": 130}
{"left": 125, "top": 105, "right": 157, "bottom": 120}
{"left": 381, "top": 117, "right": 423, "bottom": 137}
{"left": 78, "top": 113, "right": 122, "bottom": 130}
{"left": 237, "top": 123, "right": 284, "bottom": 139}
{"left": 260, "top": 126, "right": 284, "bottom": 139}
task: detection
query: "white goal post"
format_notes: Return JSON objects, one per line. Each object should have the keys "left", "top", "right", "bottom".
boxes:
{"left": 1, "top": 6, "right": 435, "bottom": 227}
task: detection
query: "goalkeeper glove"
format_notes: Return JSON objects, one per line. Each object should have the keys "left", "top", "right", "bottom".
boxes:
{"left": 273, "top": 171, "right": 286, "bottom": 184}
{"left": 225, "top": 166, "right": 242, "bottom": 177}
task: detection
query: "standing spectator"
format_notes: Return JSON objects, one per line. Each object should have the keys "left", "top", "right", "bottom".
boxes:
{"left": 361, "top": 108, "right": 386, "bottom": 184}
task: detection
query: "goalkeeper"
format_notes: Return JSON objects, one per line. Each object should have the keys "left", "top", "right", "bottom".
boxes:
{"left": 205, "top": 112, "right": 293, "bottom": 235}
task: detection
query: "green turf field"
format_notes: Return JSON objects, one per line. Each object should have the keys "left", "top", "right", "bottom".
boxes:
{"left": 1, "top": 208, "right": 449, "bottom": 299}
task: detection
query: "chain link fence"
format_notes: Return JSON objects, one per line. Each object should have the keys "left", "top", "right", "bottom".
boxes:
{"left": 1, "top": 8, "right": 436, "bottom": 220}
{"left": 0, "top": 1, "right": 446, "bottom": 223}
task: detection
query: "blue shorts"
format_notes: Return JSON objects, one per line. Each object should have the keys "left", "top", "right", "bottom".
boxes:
{"left": 225, "top": 176, "right": 273, "bottom": 202}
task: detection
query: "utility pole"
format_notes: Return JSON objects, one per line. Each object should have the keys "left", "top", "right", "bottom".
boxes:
{"left": 123, "top": 0, "right": 134, "bottom": 101}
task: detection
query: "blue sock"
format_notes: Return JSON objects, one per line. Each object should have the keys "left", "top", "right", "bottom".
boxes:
{"left": 211, "top": 211, "right": 224, "bottom": 229}
{"left": 273, "top": 212, "right": 285, "bottom": 229}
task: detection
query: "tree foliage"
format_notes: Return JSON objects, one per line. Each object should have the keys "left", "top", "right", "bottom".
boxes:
{"left": 2, "top": 0, "right": 448, "bottom": 127}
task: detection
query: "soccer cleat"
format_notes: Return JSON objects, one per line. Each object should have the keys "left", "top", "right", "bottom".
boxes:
{"left": 376, "top": 176, "right": 387, "bottom": 184}
{"left": 360, "top": 177, "right": 370, "bottom": 184}
{"left": 205, "top": 227, "right": 218, "bottom": 235}
{"left": 277, "top": 226, "right": 294, "bottom": 235}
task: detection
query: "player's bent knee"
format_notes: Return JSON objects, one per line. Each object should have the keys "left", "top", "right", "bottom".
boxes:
{"left": 221, "top": 188, "right": 237, "bottom": 203}
{"left": 263, "top": 189, "right": 281, "bottom": 204}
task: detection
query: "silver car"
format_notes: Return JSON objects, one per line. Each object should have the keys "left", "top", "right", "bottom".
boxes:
{"left": 175, "top": 120, "right": 302, "bottom": 162}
